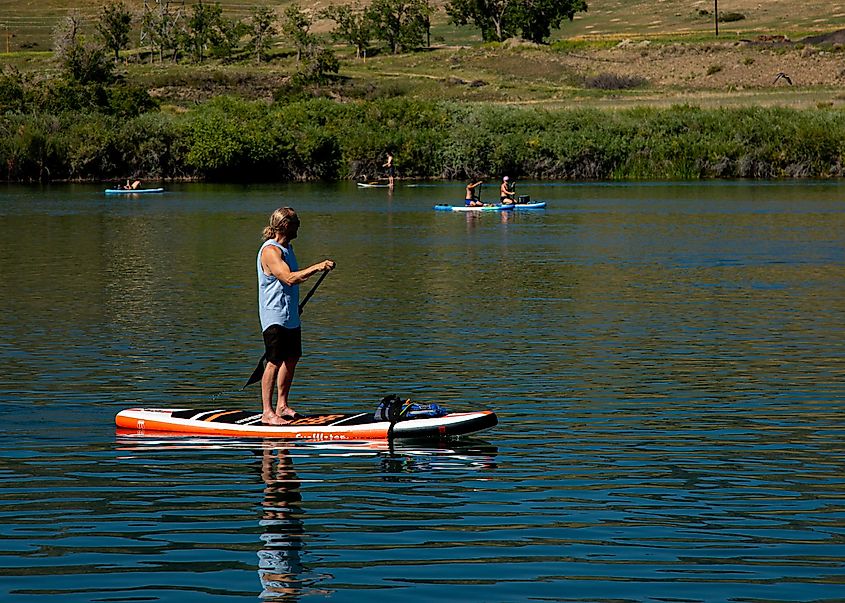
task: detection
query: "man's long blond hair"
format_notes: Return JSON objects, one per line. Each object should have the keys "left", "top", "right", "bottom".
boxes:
{"left": 262, "top": 207, "right": 299, "bottom": 241}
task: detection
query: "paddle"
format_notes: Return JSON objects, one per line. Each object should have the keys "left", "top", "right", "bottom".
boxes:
{"left": 243, "top": 269, "right": 331, "bottom": 389}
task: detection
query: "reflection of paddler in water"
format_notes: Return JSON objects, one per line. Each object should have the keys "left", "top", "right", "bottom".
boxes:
{"left": 256, "top": 445, "right": 306, "bottom": 600}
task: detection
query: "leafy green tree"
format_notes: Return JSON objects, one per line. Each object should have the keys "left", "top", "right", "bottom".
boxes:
{"left": 447, "top": 0, "right": 586, "bottom": 43}
{"left": 515, "top": 0, "right": 587, "bottom": 44}
{"left": 210, "top": 18, "right": 247, "bottom": 60}
{"left": 249, "top": 5, "right": 277, "bottom": 63}
{"left": 187, "top": 1, "right": 225, "bottom": 62}
{"left": 321, "top": 4, "right": 372, "bottom": 59}
{"left": 63, "top": 39, "right": 115, "bottom": 84}
{"left": 294, "top": 45, "right": 340, "bottom": 84}
{"left": 366, "top": 0, "right": 430, "bottom": 54}
{"left": 96, "top": 1, "right": 133, "bottom": 62}
{"left": 446, "top": 0, "right": 517, "bottom": 42}
{"left": 281, "top": 4, "right": 312, "bottom": 62}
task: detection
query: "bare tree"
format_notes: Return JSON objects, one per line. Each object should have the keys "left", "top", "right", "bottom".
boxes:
{"left": 52, "top": 11, "right": 84, "bottom": 61}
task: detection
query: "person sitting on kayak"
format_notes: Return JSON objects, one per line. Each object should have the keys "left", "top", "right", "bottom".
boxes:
{"left": 465, "top": 181, "right": 484, "bottom": 206}
{"left": 500, "top": 177, "right": 515, "bottom": 204}
{"left": 258, "top": 207, "right": 335, "bottom": 425}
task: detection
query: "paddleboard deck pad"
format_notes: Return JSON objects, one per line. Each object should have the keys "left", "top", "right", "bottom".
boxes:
{"left": 115, "top": 407, "right": 497, "bottom": 441}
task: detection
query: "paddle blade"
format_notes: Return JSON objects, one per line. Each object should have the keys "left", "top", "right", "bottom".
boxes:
{"left": 243, "top": 354, "right": 267, "bottom": 389}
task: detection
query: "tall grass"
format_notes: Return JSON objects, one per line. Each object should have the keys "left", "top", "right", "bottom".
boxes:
{"left": 1, "top": 99, "right": 843, "bottom": 182}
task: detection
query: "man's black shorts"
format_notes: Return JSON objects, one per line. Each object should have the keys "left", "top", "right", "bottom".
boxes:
{"left": 263, "top": 325, "right": 302, "bottom": 364}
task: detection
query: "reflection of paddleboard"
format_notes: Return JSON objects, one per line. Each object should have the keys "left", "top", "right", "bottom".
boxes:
{"left": 115, "top": 407, "right": 497, "bottom": 441}
{"left": 357, "top": 182, "right": 391, "bottom": 188}
{"left": 434, "top": 204, "right": 515, "bottom": 212}
{"left": 105, "top": 188, "right": 164, "bottom": 194}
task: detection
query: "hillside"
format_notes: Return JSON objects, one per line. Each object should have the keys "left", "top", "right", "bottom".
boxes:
{"left": 2, "top": 0, "right": 845, "bottom": 109}
{"left": 3, "top": 0, "right": 845, "bottom": 50}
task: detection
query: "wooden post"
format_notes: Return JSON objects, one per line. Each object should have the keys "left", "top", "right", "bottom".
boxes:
{"left": 714, "top": 0, "right": 719, "bottom": 36}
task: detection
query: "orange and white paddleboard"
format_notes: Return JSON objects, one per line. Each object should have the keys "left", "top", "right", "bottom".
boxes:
{"left": 115, "top": 407, "right": 497, "bottom": 442}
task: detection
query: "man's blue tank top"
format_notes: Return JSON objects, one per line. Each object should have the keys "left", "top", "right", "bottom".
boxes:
{"left": 257, "top": 240, "right": 300, "bottom": 331}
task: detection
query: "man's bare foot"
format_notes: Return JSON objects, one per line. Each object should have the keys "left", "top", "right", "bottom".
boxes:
{"left": 277, "top": 406, "right": 299, "bottom": 420}
{"left": 261, "top": 412, "right": 290, "bottom": 426}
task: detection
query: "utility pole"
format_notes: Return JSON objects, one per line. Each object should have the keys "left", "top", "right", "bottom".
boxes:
{"left": 714, "top": 0, "right": 719, "bottom": 36}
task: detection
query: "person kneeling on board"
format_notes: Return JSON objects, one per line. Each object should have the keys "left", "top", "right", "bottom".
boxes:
{"left": 465, "top": 180, "right": 484, "bottom": 206}
{"left": 500, "top": 176, "right": 515, "bottom": 204}
{"left": 257, "top": 207, "right": 335, "bottom": 425}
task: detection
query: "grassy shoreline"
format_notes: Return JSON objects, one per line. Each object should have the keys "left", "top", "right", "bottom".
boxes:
{"left": 2, "top": 98, "right": 843, "bottom": 183}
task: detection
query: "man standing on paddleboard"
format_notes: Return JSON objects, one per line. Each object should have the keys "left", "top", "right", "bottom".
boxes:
{"left": 258, "top": 207, "right": 335, "bottom": 425}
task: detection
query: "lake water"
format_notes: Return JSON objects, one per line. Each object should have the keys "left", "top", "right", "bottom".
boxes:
{"left": 1, "top": 180, "right": 844, "bottom": 602}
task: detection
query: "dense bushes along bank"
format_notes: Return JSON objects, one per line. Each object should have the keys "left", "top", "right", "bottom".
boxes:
{"left": 2, "top": 98, "right": 844, "bottom": 182}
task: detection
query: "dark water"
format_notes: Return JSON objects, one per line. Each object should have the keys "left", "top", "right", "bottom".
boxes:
{"left": 1, "top": 181, "right": 843, "bottom": 602}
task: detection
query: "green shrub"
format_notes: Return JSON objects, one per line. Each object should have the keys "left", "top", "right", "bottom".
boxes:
{"left": 2, "top": 100, "right": 845, "bottom": 182}
{"left": 719, "top": 12, "right": 745, "bottom": 23}
{"left": 584, "top": 72, "right": 648, "bottom": 90}
{"left": 0, "top": 114, "right": 67, "bottom": 181}
{"left": 107, "top": 85, "right": 160, "bottom": 118}
{"left": 0, "top": 68, "right": 27, "bottom": 114}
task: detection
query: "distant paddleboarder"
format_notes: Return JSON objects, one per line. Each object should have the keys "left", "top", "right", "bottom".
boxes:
{"left": 383, "top": 152, "right": 395, "bottom": 188}
{"left": 500, "top": 176, "right": 515, "bottom": 204}
{"left": 465, "top": 180, "right": 484, "bottom": 206}
{"left": 257, "top": 207, "right": 335, "bottom": 425}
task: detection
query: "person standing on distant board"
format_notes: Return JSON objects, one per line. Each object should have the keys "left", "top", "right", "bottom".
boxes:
{"left": 500, "top": 176, "right": 515, "bottom": 204}
{"left": 384, "top": 152, "right": 395, "bottom": 188}
{"left": 258, "top": 207, "right": 335, "bottom": 425}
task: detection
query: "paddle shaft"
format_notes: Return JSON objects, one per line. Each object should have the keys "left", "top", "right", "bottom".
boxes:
{"left": 299, "top": 268, "right": 329, "bottom": 314}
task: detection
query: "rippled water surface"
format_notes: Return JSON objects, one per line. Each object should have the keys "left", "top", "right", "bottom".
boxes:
{"left": 1, "top": 181, "right": 844, "bottom": 602}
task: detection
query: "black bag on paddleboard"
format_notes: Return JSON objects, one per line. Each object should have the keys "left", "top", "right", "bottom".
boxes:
{"left": 374, "top": 394, "right": 447, "bottom": 422}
